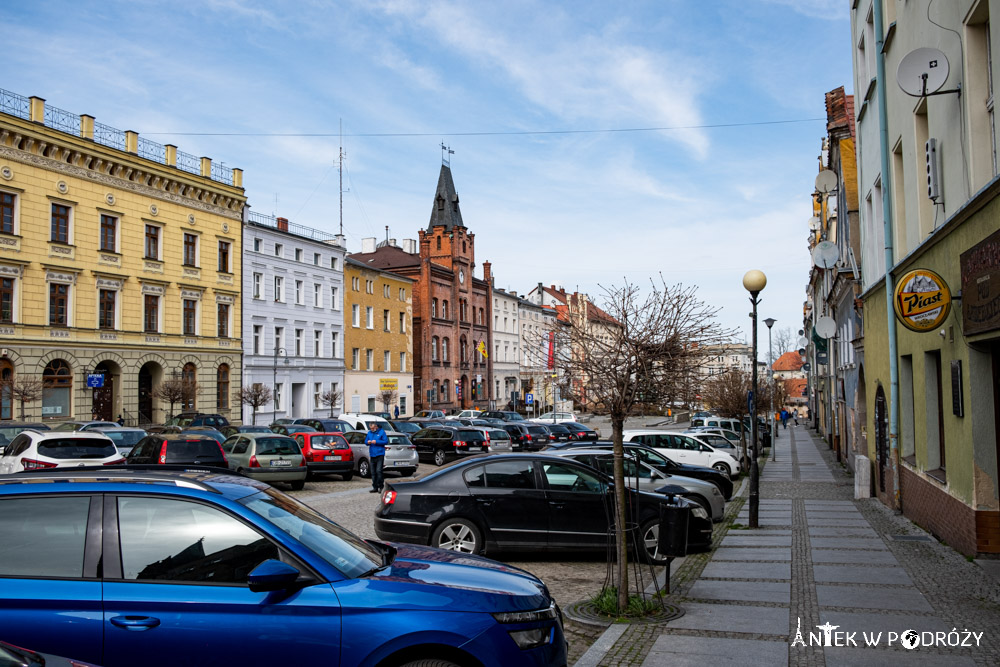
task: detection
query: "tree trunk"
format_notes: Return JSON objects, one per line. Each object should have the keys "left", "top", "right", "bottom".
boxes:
{"left": 611, "top": 414, "right": 628, "bottom": 612}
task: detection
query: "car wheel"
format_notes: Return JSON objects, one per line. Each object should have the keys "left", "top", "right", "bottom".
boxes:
{"left": 712, "top": 461, "right": 732, "bottom": 476}
{"left": 359, "top": 458, "right": 370, "bottom": 478}
{"left": 432, "top": 518, "right": 482, "bottom": 554}
{"left": 639, "top": 518, "right": 669, "bottom": 565}
{"left": 400, "top": 661, "right": 461, "bottom": 667}
{"left": 289, "top": 480, "right": 305, "bottom": 491}
{"left": 341, "top": 471, "right": 353, "bottom": 481}
{"left": 433, "top": 448, "right": 447, "bottom": 466}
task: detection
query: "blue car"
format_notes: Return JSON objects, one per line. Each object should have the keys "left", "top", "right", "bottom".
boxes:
{"left": 0, "top": 468, "right": 567, "bottom": 667}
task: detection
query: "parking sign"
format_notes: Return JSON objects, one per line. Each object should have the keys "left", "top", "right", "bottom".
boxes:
{"left": 526, "top": 393, "right": 534, "bottom": 405}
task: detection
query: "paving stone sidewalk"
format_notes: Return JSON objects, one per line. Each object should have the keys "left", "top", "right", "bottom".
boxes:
{"left": 574, "top": 424, "right": 1000, "bottom": 666}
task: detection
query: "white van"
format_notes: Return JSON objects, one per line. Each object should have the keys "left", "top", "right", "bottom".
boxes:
{"left": 338, "top": 413, "right": 393, "bottom": 431}
{"left": 621, "top": 429, "right": 742, "bottom": 477}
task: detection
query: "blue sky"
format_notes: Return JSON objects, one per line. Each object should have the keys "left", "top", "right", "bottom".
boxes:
{"left": 3, "top": 0, "right": 853, "bottom": 351}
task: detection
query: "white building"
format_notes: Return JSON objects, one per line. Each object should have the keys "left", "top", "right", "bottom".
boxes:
{"left": 492, "top": 287, "right": 521, "bottom": 404}
{"left": 242, "top": 212, "right": 346, "bottom": 424}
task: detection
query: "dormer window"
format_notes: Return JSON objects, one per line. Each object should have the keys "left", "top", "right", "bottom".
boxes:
{"left": 452, "top": 195, "right": 459, "bottom": 212}
{"left": 436, "top": 195, "right": 445, "bottom": 211}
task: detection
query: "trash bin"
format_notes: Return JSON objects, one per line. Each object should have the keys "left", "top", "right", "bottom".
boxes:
{"left": 657, "top": 491, "right": 689, "bottom": 558}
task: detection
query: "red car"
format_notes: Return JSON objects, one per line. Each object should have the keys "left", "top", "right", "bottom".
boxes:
{"left": 292, "top": 432, "right": 354, "bottom": 480}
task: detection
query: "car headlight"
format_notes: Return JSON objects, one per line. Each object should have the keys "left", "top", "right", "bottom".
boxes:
{"left": 492, "top": 602, "right": 558, "bottom": 625}
{"left": 692, "top": 507, "right": 709, "bottom": 520}
{"left": 493, "top": 602, "right": 559, "bottom": 650}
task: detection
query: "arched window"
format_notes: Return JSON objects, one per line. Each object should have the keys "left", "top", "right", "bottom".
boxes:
{"left": 436, "top": 237, "right": 441, "bottom": 250}
{"left": 182, "top": 362, "right": 197, "bottom": 411}
{"left": 460, "top": 336, "right": 468, "bottom": 363}
{"left": 433, "top": 380, "right": 440, "bottom": 402}
{"left": 442, "top": 380, "right": 449, "bottom": 402}
{"left": 442, "top": 300, "right": 449, "bottom": 319}
{"left": 431, "top": 299, "right": 438, "bottom": 318}
{"left": 479, "top": 308, "right": 484, "bottom": 324}
{"left": 42, "top": 359, "right": 72, "bottom": 418}
{"left": 216, "top": 364, "right": 230, "bottom": 410}
{"left": 431, "top": 337, "right": 439, "bottom": 362}
{"left": 442, "top": 338, "right": 449, "bottom": 362}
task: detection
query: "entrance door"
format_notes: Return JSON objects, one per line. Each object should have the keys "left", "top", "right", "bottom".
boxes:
{"left": 0, "top": 360, "right": 11, "bottom": 420}
{"left": 92, "top": 362, "right": 115, "bottom": 421}
{"left": 875, "top": 385, "right": 887, "bottom": 493}
{"left": 138, "top": 365, "right": 154, "bottom": 424}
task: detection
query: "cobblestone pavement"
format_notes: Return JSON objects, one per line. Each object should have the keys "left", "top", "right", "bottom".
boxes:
{"left": 578, "top": 424, "right": 1000, "bottom": 666}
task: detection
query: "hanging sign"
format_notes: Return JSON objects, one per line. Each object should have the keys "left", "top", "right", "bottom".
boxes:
{"left": 893, "top": 269, "right": 952, "bottom": 332}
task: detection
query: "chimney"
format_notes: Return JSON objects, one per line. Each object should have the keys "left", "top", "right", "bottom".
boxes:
{"left": 361, "top": 237, "right": 376, "bottom": 254}
{"left": 335, "top": 234, "right": 346, "bottom": 248}
{"left": 276, "top": 217, "right": 289, "bottom": 232}
{"left": 483, "top": 261, "right": 491, "bottom": 283}
{"left": 388, "top": 238, "right": 397, "bottom": 247}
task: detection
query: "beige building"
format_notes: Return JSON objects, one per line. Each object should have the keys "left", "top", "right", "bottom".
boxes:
{"left": 0, "top": 90, "right": 245, "bottom": 424}
{"left": 342, "top": 256, "right": 413, "bottom": 416}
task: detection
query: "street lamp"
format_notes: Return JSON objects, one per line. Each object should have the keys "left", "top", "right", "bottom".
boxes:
{"left": 743, "top": 269, "right": 767, "bottom": 529}
{"left": 764, "top": 317, "right": 776, "bottom": 462}
{"left": 273, "top": 345, "right": 289, "bottom": 419}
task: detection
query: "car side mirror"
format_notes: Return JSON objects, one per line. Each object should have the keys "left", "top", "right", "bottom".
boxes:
{"left": 0, "top": 446, "right": 5, "bottom": 456}
{"left": 248, "top": 559, "right": 302, "bottom": 592}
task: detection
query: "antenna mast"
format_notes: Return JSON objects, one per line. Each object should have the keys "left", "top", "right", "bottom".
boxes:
{"left": 339, "top": 120, "right": 344, "bottom": 236}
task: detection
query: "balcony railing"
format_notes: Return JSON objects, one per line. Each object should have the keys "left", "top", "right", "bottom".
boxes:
{"left": 93, "top": 122, "right": 126, "bottom": 151}
{"left": 246, "top": 210, "right": 339, "bottom": 243}
{"left": 0, "top": 90, "right": 29, "bottom": 120}
{"left": 43, "top": 104, "right": 78, "bottom": 134}
{"left": 138, "top": 136, "right": 166, "bottom": 163}
{"left": 175, "top": 150, "right": 200, "bottom": 176}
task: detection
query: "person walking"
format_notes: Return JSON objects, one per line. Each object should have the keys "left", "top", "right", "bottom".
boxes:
{"left": 394, "top": 404, "right": 400, "bottom": 419}
{"left": 365, "top": 421, "right": 388, "bottom": 494}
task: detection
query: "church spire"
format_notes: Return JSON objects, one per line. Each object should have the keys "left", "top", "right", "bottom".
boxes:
{"left": 427, "top": 162, "right": 465, "bottom": 232}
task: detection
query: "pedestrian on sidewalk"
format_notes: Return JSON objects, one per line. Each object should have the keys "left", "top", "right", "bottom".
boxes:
{"left": 365, "top": 421, "right": 388, "bottom": 493}
{"left": 793, "top": 409, "right": 799, "bottom": 426}
{"left": 780, "top": 408, "right": 789, "bottom": 429}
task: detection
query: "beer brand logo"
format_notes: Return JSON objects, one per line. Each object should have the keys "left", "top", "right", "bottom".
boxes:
{"left": 893, "top": 269, "right": 951, "bottom": 332}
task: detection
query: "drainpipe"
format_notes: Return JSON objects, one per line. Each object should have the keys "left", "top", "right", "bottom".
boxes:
{"left": 874, "top": 0, "right": 901, "bottom": 509}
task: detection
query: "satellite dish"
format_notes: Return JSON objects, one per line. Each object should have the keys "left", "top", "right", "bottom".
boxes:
{"left": 815, "top": 316, "right": 836, "bottom": 339}
{"left": 808, "top": 216, "right": 821, "bottom": 231}
{"left": 815, "top": 170, "right": 838, "bottom": 194}
{"left": 897, "top": 48, "right": 950, "bottom": 97}
{"left": 812, "top": 241, "right": 840, "bottom": 269}
{"left": 797, "top": 336, "right": 809, "bottom": 348}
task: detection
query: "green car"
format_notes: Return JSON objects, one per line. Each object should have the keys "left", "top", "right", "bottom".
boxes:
{"left": 221, "top": 433, "right": 307, "bottom": 490}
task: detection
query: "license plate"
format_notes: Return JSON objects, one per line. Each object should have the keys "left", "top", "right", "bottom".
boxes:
{"left": 393, "top": 461, "right": 410, "bottom": 466}
{"left": 270, "top": 459, "right": 292, "bottom": 467}
{"left": 467, "top": 446, "right": 481, "bottom": 452}
{"left": 324, "top": 455, "right": 342, "bottom": 461}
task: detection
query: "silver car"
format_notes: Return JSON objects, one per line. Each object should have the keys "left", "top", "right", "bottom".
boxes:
{"left": 551, "top": 448, "right": 726, "bottom": 522}
{"left": 486, "top": 428, "right": 513, "bottom": 453}
{"left": 343, "top": 430, "right": 419, "bottom": 478}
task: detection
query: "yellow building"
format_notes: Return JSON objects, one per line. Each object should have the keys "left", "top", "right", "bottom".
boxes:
{"left": 0, "top": 90, "right": 245, "bottom": 424}
{"left": 343, "top": 256, "right": 413, "bottom": 416}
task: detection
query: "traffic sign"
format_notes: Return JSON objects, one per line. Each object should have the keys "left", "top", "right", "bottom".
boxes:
{"left": 526, "top": 393, "right": 534, "bottom": 405}
{"left": 746, "top": 390, "right": 753, "bottom": 414}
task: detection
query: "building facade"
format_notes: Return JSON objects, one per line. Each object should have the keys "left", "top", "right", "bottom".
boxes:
{"left": 850, "top": 0, "right": 1000, "bottom": 556}
{"left": 342, "top": 256, "right": 413, "bottom": 416}
{"left": 492, "top": 287, "right": 521, "bottom": 406}
{"left": 242, "top": 212, "right": 346, "bottom": 424}
{"left": 0, "top": 90, "right": 245, "bottom": 425}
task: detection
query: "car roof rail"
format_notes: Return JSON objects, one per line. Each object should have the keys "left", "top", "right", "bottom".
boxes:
{"left": 3, "top": 465, "right": 235, "bottom": 492}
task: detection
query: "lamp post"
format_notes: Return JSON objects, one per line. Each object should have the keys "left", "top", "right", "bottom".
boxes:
{"left": 764, "top": 317, "right": 776, "bottom": 461}
{"left": 272, "top": 345, "right": 288, "bottom": 419}
{"left": 743, "top": 270, "right": 767, "bottom": 529}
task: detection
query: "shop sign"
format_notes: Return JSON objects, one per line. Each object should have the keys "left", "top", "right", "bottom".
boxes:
{"left": 960, "top": 228, "right": 1000, "bottom": 335}
{"left": 379, "top": 378, "right": 398, "bottom": 391}
{"left": 893, "top": 269, "right": 952, "bottom": 332}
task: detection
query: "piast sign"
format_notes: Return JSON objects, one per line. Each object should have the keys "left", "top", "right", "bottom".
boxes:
{"left": 961, "top": 228, "right": 1000, "bottom": 335}
{"left": 893, "top": 269, "right": 952, "bottom": 333}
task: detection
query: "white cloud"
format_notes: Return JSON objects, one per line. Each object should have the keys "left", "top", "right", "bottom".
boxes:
{"left": 759, "top": 0, "right": 846, "bottom": 21}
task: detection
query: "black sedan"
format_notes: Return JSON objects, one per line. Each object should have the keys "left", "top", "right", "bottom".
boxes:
{"left": 374, "top": 453, "right": 712, "bottom": 565}
{"left": 561, "top": 422, "right": 599, "bottom": 441}
{"left": 558, "top": 441, "right": 734, "bottom": 499}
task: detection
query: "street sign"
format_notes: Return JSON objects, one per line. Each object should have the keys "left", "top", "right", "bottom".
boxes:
{"left": 526, "top": 393, "right": 534, "bottom": 405}
{"left": 746, "top": 390, "right": 753, "bottom": 414}
{"left": 87, "top": 374, "right": 104, "bottom": 388}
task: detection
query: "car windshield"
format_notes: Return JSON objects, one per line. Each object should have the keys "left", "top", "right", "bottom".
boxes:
{"left": 165, "top": 440, "right": 224, "bottom": 460}
{"left": 457, "top": 429, "right": 486, "bottom": 442}
{"left": 99, "top": 430, "right": 146, "bottom": 447}
{"left": 391, "top": 422, "right": 420, "bottom": 433}
{"left": 488, "top": 430, "right": 509, "bottom": 440}
{"left": 238, "top": 487, "right": 381, "bottom": 577}
{"left": 309, "top": 435, "right": 345, "bottom": 449}
{"left": 37, "top": 438, "right": 116, "bottom": 459}
{"left": 385, "top": 435, "right": 411, "bottom": 445}
{"left": 52, "top": 423, "right": 83, "bottom": 432}
{"left": 167, "top": 416, "right": 196, "bottom": 427}
{"left": 241, "top": 426, "right": 272, "bottom": 433}
{"left": 255, "top": 438, "right": 299, "bottom": 455}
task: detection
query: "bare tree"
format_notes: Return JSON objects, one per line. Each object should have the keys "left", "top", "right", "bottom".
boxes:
{"left": 151, "top": 377, "right": 199, "bottom": 421}
{"left": 772, "top": 326, "right": 796, "bottom": 358}
{"left": 701, "top": 368, "right": 788, "bottom": 419}
{"left": 553, "top": 278, "right": 734, "bottom": 613}
{"left": 379, "top": 389, "right": 398, "bottom": 414}
{"left": 319, "top": 387, "right": 343, "bottom": 418}
{"left": 237, "top": 384, "right": 273, "bottom": 425}
{"left": 3, "top": 375, "right": 44, "bottom": 420}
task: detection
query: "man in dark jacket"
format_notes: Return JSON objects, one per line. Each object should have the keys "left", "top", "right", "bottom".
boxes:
{"left": 366, "top": 421, "right": 388, "bottom": 493}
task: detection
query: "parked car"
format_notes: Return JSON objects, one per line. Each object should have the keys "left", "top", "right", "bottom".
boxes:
{"left": 0, "top": 430, "right": 122, "bottom": 473}
{"left": 91, "top": 426, "right": 147, "bottom": 457}
{"left": 622, "top": 430, "right": 742, "bottom": 477}
{"left": 125, "top": 433, "right": 227, "bottom": 467}
{"left": 486, "top": 428, "right": 513, "bottom": 453}
{"left": 559, "top": 441, "right": 734, "bottom": 499}
{"left": 270, "top": 423, "right": 317, "bottom": 437}
{"left": 290, "top": 431, "right": 354, "bottom": 481}
{"left": 412, "top": 409, "right": 446, "bottom": 419}
{"left": 539, "top": 423, "right": 574, "bottom": 443}
{"left": 445, "top": 409, "right": 484, "bottom": 420}
{"left": 688, "top": 426, "right": 741, "bottom": 443}
{"left": 503, "top": 423, "right": 544, "bottom": 452}
{"left": 0, "top": 468, "right": 568, "bottom": 666}
{"left": 411, "top": 426, "right": 488, "bottom": 466}
{"left": 388, "top": 420, "right": 421, "bottom": 435}
{"left": 550, "top": 449, "right": 726, "bottom": 521}
{"left": 481, "top": 410, "right": 525, "bottom": 422}
{"left": 338, "top": 413, "right": 393, "bottom": 431}
{"left": 534, "top": 411, "right": 578, "bottom": 423}
{"left": 270, "top": 417, "right": 297, "bottom": 426}
{"left": 294, "top": 417, "right": 352, "bottom": 433}
{"left": 342, "top": 431, "right": 419, "bottom": 478}
{"left": 374, "top": 453, "right": 712, "bottom": 563}
{"left": 690, "top": 416, "right": 744, "bottom": 434}
{"left": 0, "top": 639, "right": 100, "bottom": 667}
{"left": 686, "top": 431, "right": 743, "bottom": 461}
{"left": 221, "top": 424, "right": 273, "bottom": 438}
{"left": 222, "top": 433, "right": 307, "bottom": 490}
{"left": 51, "top": 420, "right": 120, "bottom": 432}
{"left": 179, "top": 426, "right": 226, "bottom": 445}
{"left": 0, "top": 422, "right": 49, "bottom": 452}
{"left": 561, "top": 422, "right": 600, "bottom": 441}
{"left": 164, "top": 412, "right": 230, "bottom": 429}
{"left": 691, "top": 411, "right": 716, "bottom": 420}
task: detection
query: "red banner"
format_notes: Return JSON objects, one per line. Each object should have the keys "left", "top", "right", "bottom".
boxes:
{"left": 547, "top": 331, "right": 555, "bottom": 370}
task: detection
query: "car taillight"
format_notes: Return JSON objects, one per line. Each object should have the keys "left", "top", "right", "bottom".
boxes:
{"left": 525, "top": 434, "right": 533, "bottom": 441}
{"left": 381, "top": 489, "right": 396, "bottom": 505}
{"left": 20, "top": 458, "right": 58, "bottom": 470}
{"left": 249, "top": 455, "right": 260, "bottom": 468}
{"left": 299, "top": 456, "right": 306, "bottom": 466}
{"left": 453, "top": 440, "right": 465, "bottom": 448}
{"left": 216, "top": 442, "right": 228, "bottom": 464}
{"left": 104, "top": 458, "right": 127, "bottom": 465}
{"left": 158, "top": 440, "right": 168, "bottom": 464}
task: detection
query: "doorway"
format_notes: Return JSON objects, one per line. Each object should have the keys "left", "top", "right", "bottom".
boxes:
{"left": 875, "top": 384, "right": 887, "bottom": 493}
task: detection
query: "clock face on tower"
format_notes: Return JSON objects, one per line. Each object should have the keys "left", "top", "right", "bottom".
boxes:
{"left": 459, "top": 269, "right": 465, "bottom": 283}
